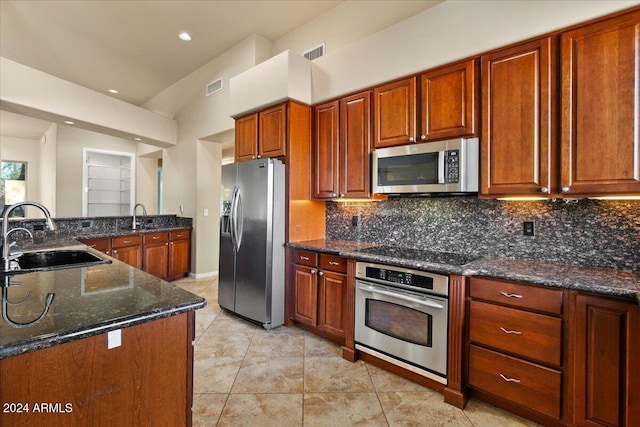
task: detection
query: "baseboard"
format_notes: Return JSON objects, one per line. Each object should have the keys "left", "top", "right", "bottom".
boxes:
{"left": 189, "top": 271, "right": 218, "bottom": 279}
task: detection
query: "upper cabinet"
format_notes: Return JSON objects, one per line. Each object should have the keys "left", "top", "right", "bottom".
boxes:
{"left": 373, "top": 77, "right": 417, "bottom": 148}
{"left": 313, "top": 91, "right": 372, "bottom": 200}
{"left": 234, "top": 102, "right": 287, "bottom": 162}
{"left": 372, "top": 58, "right": 479, "bottom": 149}
{"left": 481, "top": 38, "right": 556, "bottom": 197}
{"left": 482, "top": 10, "right": 640, "bottom": 198}
{"left": 421, "top": 59, "right": 478, "bottom": 141}
{"left": 561, "top": 11, "right": 640, "bottom": 196}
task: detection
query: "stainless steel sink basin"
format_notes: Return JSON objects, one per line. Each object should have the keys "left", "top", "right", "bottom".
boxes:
{"left": 13, "top": 250, "right": 112, "bottom": 273}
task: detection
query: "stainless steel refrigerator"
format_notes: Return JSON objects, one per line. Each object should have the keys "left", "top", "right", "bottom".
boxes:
{"left": 218, "top": 158, "right": 285, "bottom": 329}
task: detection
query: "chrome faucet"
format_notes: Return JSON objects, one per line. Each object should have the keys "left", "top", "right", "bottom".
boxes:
{"left": 2, "top": 202, "right": 56, "bottom": 271}
{"left": 132, "top": 203, "right": 148, "bottom": 230}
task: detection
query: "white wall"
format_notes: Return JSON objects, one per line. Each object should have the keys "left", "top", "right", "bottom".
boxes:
{"left": 309, "top": 0, "right": 640, "bottom": 102}
{"left": 56, "top": 124, "right": 149, "bottom": 217}
{"left": 39, "top": 123, "right": 57, "bottom": 216}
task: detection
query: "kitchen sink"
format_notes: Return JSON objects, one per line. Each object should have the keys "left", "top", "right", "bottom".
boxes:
{"left": 13, "top": 250, "right": 112, "bottom": 273}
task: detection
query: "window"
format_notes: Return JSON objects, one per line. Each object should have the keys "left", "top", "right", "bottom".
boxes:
{"left": 1, "top": 161, "right": 27, "bottom": 217}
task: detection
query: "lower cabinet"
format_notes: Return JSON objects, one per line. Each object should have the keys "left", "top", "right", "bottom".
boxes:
{"left": 291, "top": 249, "right": 350, "bottom": 345}
{"left": 572, "top": 294, "right": 640, "bottom": 427}
{"left": 111, "top": 235, "right": 143, "bottom": 269}
{"left": 467, "top": 277, "right": 567, "bottom": 424}
{"left": 81, "top": 229, "right": 190, "bottom": 281}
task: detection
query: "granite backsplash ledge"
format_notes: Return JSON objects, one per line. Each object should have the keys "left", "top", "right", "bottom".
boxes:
{"left": 0, "top": 215, "right": 193, "bottom": 241}
{"left": 326, "top": 198, "right": 640, "bottom": 271}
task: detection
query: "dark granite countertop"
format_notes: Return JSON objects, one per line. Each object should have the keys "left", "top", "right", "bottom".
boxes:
{"left": 288, "top": 239, "right": 640, "bottom": 304}
{"left": 0, "top": 248, "right": 205, "bottom": 359}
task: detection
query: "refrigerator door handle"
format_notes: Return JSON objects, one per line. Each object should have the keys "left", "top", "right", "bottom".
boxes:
{"left": 235, "top": 189, "right": 244, "bottom": 250}
{"left": 230, "top": 187, "right": 239, "bottom": 251}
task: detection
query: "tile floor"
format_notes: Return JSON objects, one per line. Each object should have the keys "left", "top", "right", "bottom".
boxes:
{"left": 175, "top": 277, "right": 541, "bottom": 427}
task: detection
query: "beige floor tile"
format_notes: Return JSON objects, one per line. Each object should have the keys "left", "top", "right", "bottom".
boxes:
{"left": 463, "top": 398, "right": 542, "bottom": 427}
{"left": 209, "top": 311, "right": 258, "bottom": 333}
{"left": 304, "top": 333, "right": 342, "bottom": 357}
{"left": 231, "top": 356, "right": 304, "bottom": 394}
{"left": 195, "top": 330, "right": 253, "bottom": 358}
{"left": 193, "top": 357, "right": 243, "bottom": 394}
{"left": 303, "top": 393, "right": 388, "bottom": 427}
{"left": 217, "top": 393, "right": 303, "bottom": 427}
{"left": 365, "top": 363, "right": 431, "bottom": 392}
{"left": 378, "top": 391, "right": 473, "bottom": 427}
{"left": 191, "top": 393, "right": 227, "bottom": 426}
{"left": 246, "top": 331, "right": 305, "bottom": 357}
{"left": 304, "top": 357, "right": 375, "bottom": 393}
{"left": 194, "top": 313, "right": 216, "bottom": 338}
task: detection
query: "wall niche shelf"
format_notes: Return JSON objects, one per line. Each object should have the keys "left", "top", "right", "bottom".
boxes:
{"left": 82, "top": 149, "right": 135, "bottom": 217}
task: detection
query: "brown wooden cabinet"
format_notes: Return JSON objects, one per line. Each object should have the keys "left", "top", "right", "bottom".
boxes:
{"left": 111, "top": 235, "right": 143, "bottom": 269}
{"left": 560, "top": 11, "right": 640, "bottom": 196}
{"left": 313, "top": 91, "right": 372, "bottom": 200}
{"left": 373, "top": 77, "right": 417, "bottom": 148}
{"left": 291, "top": 249, "right": 350, "bottom": 345}
{"left": 80, "top": 237, "right": 111, "bottom": 255}
{"left": 481, "top": 37, "right": 556, "bottom": 197}
{"left": 468, "top": 277, "right": 566, "bottom": 423}
{"left": 313, "top": 100, "right": 340, "bottom": 199}
{"left": 1, "top": 313, "right": 195, "bottom": 427}
{"left": 168, "top": 229, "right": 191, "bottom": 281}
{"left": 143, "top": 232, "right": 169, "bottom": 279}
{"left": 420, "top": 58, "right": 478, "bottom": 141}
{"left": 234, "top": 102, "right": 287, "bottom": 162}
{"left": 572, "top": 294, "right": 640, "bottom": 427}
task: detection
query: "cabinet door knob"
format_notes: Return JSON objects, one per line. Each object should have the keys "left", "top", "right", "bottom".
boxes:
{"left": 420, "top": 135, "right": 426, "bottom": 140}
{"left": 318, "top": 271, "right": 324, "bottom": 276}
{"left": 408, "top": 137, "right": 415, "bottom": 142}
{"left": 339, "top": 193, "right": 345, "bottom": 197}
{"left": 562, "top": 186, "right": 570, "bottom": 193}
{"left": 541, "top": 187, "right": 549, "bottom": 194}
{"left": 310, "top": 269, "right": 317, "bottom": 275}
{"left": 257, "top": 155, "right": 261, "bottom": 159}
{"left": 499, "top": 374, "right": 521, "bottom": 383}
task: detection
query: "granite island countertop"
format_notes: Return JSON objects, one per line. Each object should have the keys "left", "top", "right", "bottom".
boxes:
{"left": 289, "top": 239, "right": 640, "bottom": 304}
{"left": 0, "top": 248, "right": 205, "bottom": 359}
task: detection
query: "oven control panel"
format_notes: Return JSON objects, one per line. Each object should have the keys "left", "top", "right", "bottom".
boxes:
{"left": 356, "top": 262, "right": 448, "bottom": 297}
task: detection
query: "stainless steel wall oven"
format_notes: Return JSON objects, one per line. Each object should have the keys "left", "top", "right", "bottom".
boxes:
{"left": 355, "top": 262, "right": 449, "bottom": 384}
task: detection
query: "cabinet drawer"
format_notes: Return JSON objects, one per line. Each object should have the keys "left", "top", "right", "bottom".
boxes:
{"left": 170, "top": 230, "right": 190, "bottom": 241}
{"left": 143, "top": 232, "right": 169, "bottom": 244}
{"left": 469, "top": 300, "right": 562, "bottom": 366}
{"left": 470, "top": 277, "right": 563, "bottom": 315}
{"left": 112, "top": 235, "right": 142, "bottom": 248}
{"left": 293, "top": 250, "right": 318, "bottom": 267}
{"left": 469, "top": 345, "right": 561, "bottom": 419}
{"left": 81, "top": 238, "right": 110, "bottom": 252}
{"left": 319, "top": 254, "right": 347, "bottom": 273}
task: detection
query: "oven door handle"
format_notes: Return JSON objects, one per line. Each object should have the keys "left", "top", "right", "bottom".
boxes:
{"left": 358, "top": 284, "right": 444, "bottom": 309}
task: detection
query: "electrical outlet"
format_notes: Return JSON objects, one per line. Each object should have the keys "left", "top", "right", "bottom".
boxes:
{"left": 81, "top": 221, "right": 91, "bottom": 228}
{"left": 523, "top": 221, "right": 535, "bottom": 236}
{"left": 33, "top": 224, "right": 44, "bottom": 231}
{"left": 352, "top": 215, "right": 360, "bottom": 227}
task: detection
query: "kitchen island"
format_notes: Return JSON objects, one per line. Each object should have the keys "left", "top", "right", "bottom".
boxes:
{"left": 0, "top": 249, "right": 205, "bottom": 427}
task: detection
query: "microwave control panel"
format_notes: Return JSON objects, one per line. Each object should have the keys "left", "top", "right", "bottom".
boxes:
{"left": 445, "top": 150, "right": 460, "bottom": 183}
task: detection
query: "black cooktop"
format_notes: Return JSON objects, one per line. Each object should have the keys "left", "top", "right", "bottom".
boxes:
{"left": 356, "top": 245, "right": 478, "bottom": 266}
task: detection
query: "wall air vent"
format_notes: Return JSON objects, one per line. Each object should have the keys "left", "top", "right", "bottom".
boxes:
{"left": 206, "top": 78, "right": 223, "bottom": 96}
{"left": 303, "top": 43, "right": 325, "bottom": 61}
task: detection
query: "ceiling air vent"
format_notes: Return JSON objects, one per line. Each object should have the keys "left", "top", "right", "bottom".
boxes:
{"left": 303, "top": 43, "right": 325, "bottom": 61}
{"left": 206, "top": 78, "right": 223, "bottom": 96}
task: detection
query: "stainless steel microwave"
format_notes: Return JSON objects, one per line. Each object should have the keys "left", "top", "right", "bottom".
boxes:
{"left": 372, "top": 138, "right": 479, "bottom": 195}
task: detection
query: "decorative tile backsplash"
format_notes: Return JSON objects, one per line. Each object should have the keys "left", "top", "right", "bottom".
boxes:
{"left": 326, "top": 197, "right": 640, "bottom": 271}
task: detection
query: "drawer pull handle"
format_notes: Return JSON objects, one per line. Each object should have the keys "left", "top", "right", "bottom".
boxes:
{"left": 123, "top": 240, "right": 131, "bottom": 244}
{"left": 500, "top": 292, "right": 523, "bottom": 299}
{"left": 300, "top": 256, "right": 310, "bottom": 260}
{"left": 500, "top": 327, "right": 522, "bottom": 335}
{"left": 499, "top": 374, "right": 521, "bottom": 383}
{"left": 153, "top": 236, "right": 160, "bottom": 240}
{"left": 328, "top": 261, "right": 340, "bottom": 265}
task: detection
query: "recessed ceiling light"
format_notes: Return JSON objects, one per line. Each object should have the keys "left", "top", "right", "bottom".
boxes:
{"left": 108, "top": 89, "right": 119, "bottom": 94}
{"left": 64, "top": 120, "right": 75, "bottom": 125}
{"left": 134, "top": 137, "right": 142, "bottom": 141}
{"left": 178, "top": 32, "right": 192, "bottom": 41}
